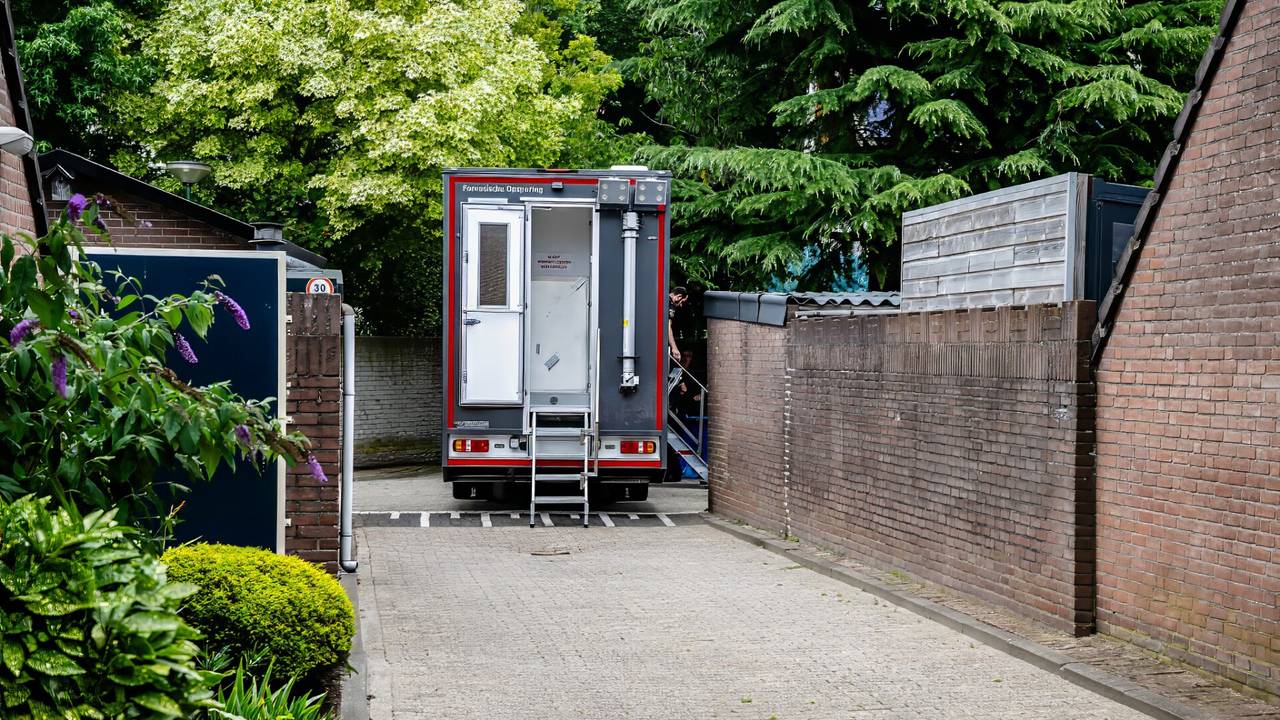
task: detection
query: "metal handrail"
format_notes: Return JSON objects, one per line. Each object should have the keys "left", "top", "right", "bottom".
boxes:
{"left": 667, "top": 357, "right": 708, "bottom": 460}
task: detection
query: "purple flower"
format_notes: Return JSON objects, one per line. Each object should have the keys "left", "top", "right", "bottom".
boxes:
{"left": 174, "top": 332, "right": 198, "bottom": 364}
{"left": 66, "top": 194, "right": 87, "bottom": 221}
{"left": 306, "top": 453, "right": 328, "bottom": 483}
{"left": 214, "top": 291, "right": 250, "bottom": 330}
{"left": 9, "top": 318, "right": 38, "bottom": 346}
{"left": 52, "top": 355, "right": 67, "bottom": 398}
{"left": 67, "top": 309, "right": 78, "bottom": 320}
{"left": 234, "top": 425, "right": 252, "bottom": 447}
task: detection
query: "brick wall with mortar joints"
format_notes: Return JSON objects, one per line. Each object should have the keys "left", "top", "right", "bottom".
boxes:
{"left": 706, "top": 318, "right": 788, "bottom": 534}
{"left": 786, "top": 303, "right": 1096, "bottom": 635}
{"left": 708, "top": 303, "right": 1097, "bottom": 635}
{"left": 1094, "top": 0, "right": 1280, "bottom": 697}
{"left": 354, "top": 336, "right": 441, "bottom": 468}
{"left": 286, "top": 293, "right": 343, "bottom": 571}
{"left": 47, "top": 196, "right": 246, "bottom": 250}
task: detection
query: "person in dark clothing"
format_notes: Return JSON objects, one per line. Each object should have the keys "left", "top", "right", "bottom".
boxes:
{"left": 667, "top": 286, "right": 689, "bottom": 360}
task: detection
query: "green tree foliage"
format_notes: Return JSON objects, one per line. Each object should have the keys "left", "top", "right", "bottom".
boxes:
{"left": 12, "top": 0, "right": 160, "bottom": 158}
{"left": 0, "top": 496, "right": 219, "bottom": 719}
{"left": 0, "top": 201, "right": 314, "bottom": 539}
{"left": 110, "top": 0, "right": 626, "bottom": 334}
{"left": 625, "top": 0, "right": 1220, "bottom": 289}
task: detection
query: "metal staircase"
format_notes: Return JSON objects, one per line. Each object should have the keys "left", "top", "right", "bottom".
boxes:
{"left": 666, "top": 360, "right": 709, "bottom": 482}
{"left": 528, "top": 409, "right": 595, "bottom": 527}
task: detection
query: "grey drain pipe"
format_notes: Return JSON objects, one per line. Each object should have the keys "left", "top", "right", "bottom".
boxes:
{"left": 339, "top": 304, "right": 358, "bottom": 573}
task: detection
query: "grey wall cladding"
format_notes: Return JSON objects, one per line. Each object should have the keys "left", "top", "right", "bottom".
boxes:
{"left": 901, "top": 173, "right": 1084, "bottom": 312}
{"left": 355, "top": 336, "right": 441, "bottom": 468}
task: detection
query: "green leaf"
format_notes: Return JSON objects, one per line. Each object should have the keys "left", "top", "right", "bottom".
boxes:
{"left": 3, "top": 640, "right": 24, "bottom": 676}
{"left": 133, "top": 692, "right": 184, "bottom": 717}
{"left": 26, "top": 649, "right": 84, "bottom": 676}
{"left": 25, "top": 288, "right": 57, "bottom": 329}
{"left": 122, "top": 611, "right": 181, "bottom": 634}
{"left": 161, "top": 307, "right": 182, "bottom": 328}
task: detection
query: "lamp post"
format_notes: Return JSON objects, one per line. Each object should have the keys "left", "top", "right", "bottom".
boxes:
{"left": 165, "top": 161, "right": 212, "bottom": 200}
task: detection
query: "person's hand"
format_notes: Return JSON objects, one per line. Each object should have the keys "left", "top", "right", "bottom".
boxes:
{"left": 669, "top": 346, "right": 681, "bottom": 362}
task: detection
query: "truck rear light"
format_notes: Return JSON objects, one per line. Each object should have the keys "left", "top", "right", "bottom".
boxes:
{"left": 620, "top": 440, "right": 656, "bottom": 454}
{"left": 452, "top": 439, "right": 490, "bottom": 453}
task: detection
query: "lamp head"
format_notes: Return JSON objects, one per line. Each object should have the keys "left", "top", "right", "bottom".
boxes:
{"left": 165, "top": 161, "right": 212, "bottom": 186}
{"left": 0, "top": 127, "right": 33, "bottom": 156}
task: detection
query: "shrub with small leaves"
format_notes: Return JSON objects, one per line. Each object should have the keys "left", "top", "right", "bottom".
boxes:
{"left": 0, "top": 495, "right": 220, "bottom": 718}
{"left": 161, "top": 544, "right": 354, "bottom": 680}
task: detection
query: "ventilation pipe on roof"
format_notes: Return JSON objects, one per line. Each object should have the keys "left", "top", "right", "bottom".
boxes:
{"left": 250, "top": 221, "right": 286, "bottom": 248}
{"left": 339, "top": 304, "right": 358, "bottom": 573}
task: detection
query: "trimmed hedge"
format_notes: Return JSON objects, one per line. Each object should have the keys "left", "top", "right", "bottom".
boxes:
{"left": 161, "top": 544, "right": 354, "bottom": 679}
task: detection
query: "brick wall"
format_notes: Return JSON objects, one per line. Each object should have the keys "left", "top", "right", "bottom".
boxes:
{"left": 354, "top": 336, "right": 441, "bottom": 468}
{"left": 1094, "top": 0, "right": 1280, "bottom": 696}
{"left": 708, "top": 303, "right": 1098, "bottom": 635}
{"left": 0, "top": 64, "right": 36, "bottom": 238}
{"left": 706, "top": 318, "right": 788, "bottom": 534}
{"left": 47, "top": 196, "right": 246, "bottom": 250}
{"left": 285, "top": 293, "right": 343, "bottom": 571}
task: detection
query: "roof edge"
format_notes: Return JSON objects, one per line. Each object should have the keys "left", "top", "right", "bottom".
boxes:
{"left": 1090, "top": 0, "right": 1246, "bottom": 364}
{"left": 40, "top": 149, "right": 328, "bottom": 268}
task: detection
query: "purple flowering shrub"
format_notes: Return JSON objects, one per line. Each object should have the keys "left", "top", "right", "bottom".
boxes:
{"left": 0, "top": 196, "right": 317, "bottom": 541}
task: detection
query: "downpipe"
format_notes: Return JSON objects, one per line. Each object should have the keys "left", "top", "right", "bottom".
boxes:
{"left": 620, "top": 211, "right": 640, "bottom": 392}
{"left": 339, "top": 304, "right": 358, "bottom": 573}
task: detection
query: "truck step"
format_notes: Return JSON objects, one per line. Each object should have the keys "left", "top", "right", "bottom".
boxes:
{"left": 530, "top": 473, "right": 587, "bottom": 482}
{"left": 532, "top": 495, "right": 587, "bottom": 504}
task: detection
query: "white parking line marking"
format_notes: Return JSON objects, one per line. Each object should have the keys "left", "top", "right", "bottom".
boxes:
{"left": 598, "top": 513, "right": 615, "bottom": 527}
{"left": 510, "top": 513, "right": 520, "bottom": 519}
{"left": 657, "top": 513, "right": 676, "bottom": 527}
{"left": 421, "top": 512, "right": 429, "bottom": 528}
{"left": 450, "top": 511, "right": 460, "bottom": 520}
{"left": 481, "top": 512, "right": 492, "bottom": 528}
{"left": 570, "top": 514, "right": 578, "bottom": 520}
{"left": 629, "top": 514, "right": 639, "bottom": 520}
{"left": 540, "top": 512, "right": 554, "bottom": 527}
{"left": 390, "top": 511, "right": 400, "bottom": 520}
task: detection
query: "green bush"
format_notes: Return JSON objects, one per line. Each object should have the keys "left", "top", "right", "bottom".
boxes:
{"left": 0, "top": 496, "right": 219, "bottom": 718}
{"left": 161, "top": 544, "right": 354, "bottom": 679}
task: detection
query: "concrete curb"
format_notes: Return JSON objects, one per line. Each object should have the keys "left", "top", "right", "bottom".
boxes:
{"left": 701, "top": 514, "right": 1210, "bottom": 720}
{"left": 339, "top": 572, "right": 369, "bottom": 720}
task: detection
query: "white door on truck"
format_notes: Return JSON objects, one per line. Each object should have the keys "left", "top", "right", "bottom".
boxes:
{"left": 461, "top": 205, "right": 524, "bottom": 405}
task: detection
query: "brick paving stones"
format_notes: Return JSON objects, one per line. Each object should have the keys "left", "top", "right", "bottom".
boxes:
{"left": 356, "top": 523, "right": 1151, "bottom": 720}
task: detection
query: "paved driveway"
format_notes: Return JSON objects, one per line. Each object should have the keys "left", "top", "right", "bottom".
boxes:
{"left": 355, "top": 499, "right": 1148, "bottom": 719}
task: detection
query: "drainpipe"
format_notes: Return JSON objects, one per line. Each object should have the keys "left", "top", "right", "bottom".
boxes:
{"left": 620, "top": 211, "right": 640, "bottom": 392}
{"left": 339, "top": 304, "right": 358, "bottom": 573}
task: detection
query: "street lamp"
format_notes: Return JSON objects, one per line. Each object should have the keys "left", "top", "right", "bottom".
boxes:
{"left": 165, "top": 161, "right": 212, "bottom": 200}
{"left": 0, "top": 127, "right": 33, "bottom": 156}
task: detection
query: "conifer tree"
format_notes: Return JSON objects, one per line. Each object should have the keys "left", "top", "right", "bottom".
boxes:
{"left": 627, "top": 0, "right": 1220, "bottom": 289}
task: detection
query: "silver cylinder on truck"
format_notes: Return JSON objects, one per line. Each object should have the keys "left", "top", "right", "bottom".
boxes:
{"left": 620, "top": 210, "right": 640, "bottom": 391}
